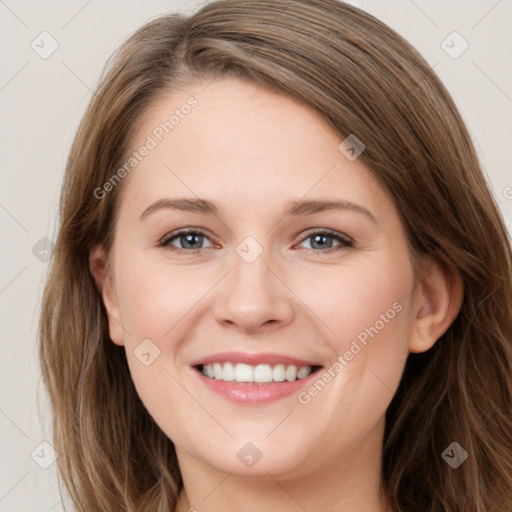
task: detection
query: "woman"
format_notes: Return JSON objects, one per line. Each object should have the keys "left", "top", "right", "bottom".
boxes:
{"left": 38, "top": 0, "right": 512, "bottom": 511}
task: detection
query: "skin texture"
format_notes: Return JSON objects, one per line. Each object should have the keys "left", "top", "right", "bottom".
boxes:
{"left": 90, "top": 77, "right": 463, "bottom": 512}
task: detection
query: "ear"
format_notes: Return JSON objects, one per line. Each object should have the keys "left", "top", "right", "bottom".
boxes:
{"left": 89, "top": 244, "right": 125, "bottom": 346}
{"left": 409, "top": 256, "right": 464, "bottom": 353}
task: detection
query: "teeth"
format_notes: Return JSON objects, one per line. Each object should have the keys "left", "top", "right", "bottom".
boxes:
{"left": 272, "top": 364, "right": 286, "bottom": 382}
{"left": 235, "top": 363, "right": 253, "bottom": 383}
{"left": 200, "top": 362, "right": 314, "bottom": 384}
{"left": 254, "top": 364, "right": 273, "bottom": 383}
{"left": 213, "top": 363, "right": 223, "bottom": 380}
{"left": 286, "top": 365, "right": 297, "bottom": 382}
{"left": 223, "top": 362, "right": 235, "bottom": 381}
{"left": 297, "top": 366, "right": 310, "bottom": 379}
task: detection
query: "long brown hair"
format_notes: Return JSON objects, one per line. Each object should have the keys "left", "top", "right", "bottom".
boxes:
{"left": 38, "top": 1, "right": 512, "bottom": 510}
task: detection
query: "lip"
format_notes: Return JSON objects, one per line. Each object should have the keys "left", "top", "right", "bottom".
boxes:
{"left": 190, "top": 351, "right": 323, "bottom": 404}
{"left": 193, "top": 368, "right": 322, "bottom": 403}
{"left": 190, "top": 351, "right": 322, "bottom": 367}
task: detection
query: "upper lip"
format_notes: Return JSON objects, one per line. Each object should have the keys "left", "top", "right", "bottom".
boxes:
{"left": 190, "top": 351, "right": 323, "bottom": 367}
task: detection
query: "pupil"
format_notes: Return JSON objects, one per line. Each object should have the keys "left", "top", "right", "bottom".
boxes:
{"left": 312, "top": 234, "right": 332, "bottom": 249}
{"left": 183, "top": 234, "right": 202, "bottom": 249}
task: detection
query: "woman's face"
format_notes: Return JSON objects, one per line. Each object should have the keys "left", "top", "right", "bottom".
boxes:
{"left": 95, "top": 76, "right": 425, "bottom": 478}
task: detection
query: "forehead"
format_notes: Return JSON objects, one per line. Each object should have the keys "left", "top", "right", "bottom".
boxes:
{"left": 117, "top": 77, "right": 391, "bottom": 222}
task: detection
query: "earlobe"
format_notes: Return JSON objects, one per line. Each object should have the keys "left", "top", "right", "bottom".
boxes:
{"left": 409, "top": 257, "right": 464, "bottom": 353}
{"left": 89, "top": 244, "right": 125, "bottom": 346}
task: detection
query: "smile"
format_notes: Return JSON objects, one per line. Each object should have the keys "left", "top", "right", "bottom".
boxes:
{"left": 190, "top": 351, "right": 324, "bottom": 403}
{"left": 199, "top": 362, "right": 317, "bottom": 383}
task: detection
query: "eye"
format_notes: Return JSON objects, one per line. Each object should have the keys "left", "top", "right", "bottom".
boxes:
{"left": 296, "top": 229, "right": 353, "bottom": 254}
{"left": 159, "top": 228, "right": 215, "bottom": 254}
{"left": 158, "top": 227, "right": 354, "bottom": 256}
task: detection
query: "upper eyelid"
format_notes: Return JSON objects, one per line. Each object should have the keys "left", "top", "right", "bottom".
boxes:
{"left": 160, "top": 227, "right": 215, "bottom": 245}
{"left": 298, "top": 227, "right": 352, "bottom": 242}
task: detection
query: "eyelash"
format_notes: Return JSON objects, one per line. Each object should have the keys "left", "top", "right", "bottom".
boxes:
{"left": 158, "top": 228, "right": 354, "bottom": 255}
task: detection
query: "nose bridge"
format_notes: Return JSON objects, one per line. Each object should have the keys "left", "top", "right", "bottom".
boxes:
{"left": 233, "top": 236, "right": 272, "bottom": 292}
{"left": 231, "top": 234, "right": 277, "bottom": 306}
{"left": 214, "top": 234, "right": 294, "bottom": 332}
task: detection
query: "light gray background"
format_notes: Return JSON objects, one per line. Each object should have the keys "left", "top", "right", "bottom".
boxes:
{"left": 1, "top": 1, "right": 511, "bottom": 510}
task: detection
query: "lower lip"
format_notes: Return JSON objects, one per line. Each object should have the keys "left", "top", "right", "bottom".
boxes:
{"left": 193, "top": 368, "right": 321, "bottom": 403}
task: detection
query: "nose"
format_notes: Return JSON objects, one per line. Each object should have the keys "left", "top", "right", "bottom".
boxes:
{"left": 213, "top": 245, "right": 295, "bottom": 334}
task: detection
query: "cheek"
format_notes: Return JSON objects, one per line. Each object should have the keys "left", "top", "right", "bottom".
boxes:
{"left": 114, "top": 252, "right": 204, "bottom": 442}
{"left": 291, "top": 253, "right": 413, "bottom": 416}
{"left": 293, "top": 253, "right": 412, "bottom": 355}
{"left": 114, "top": 251, "right": 212, "bottom": 345}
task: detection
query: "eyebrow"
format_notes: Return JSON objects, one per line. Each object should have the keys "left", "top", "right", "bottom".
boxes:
{"left": 139, "top": 197, "right": 378, "bottom": 224}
